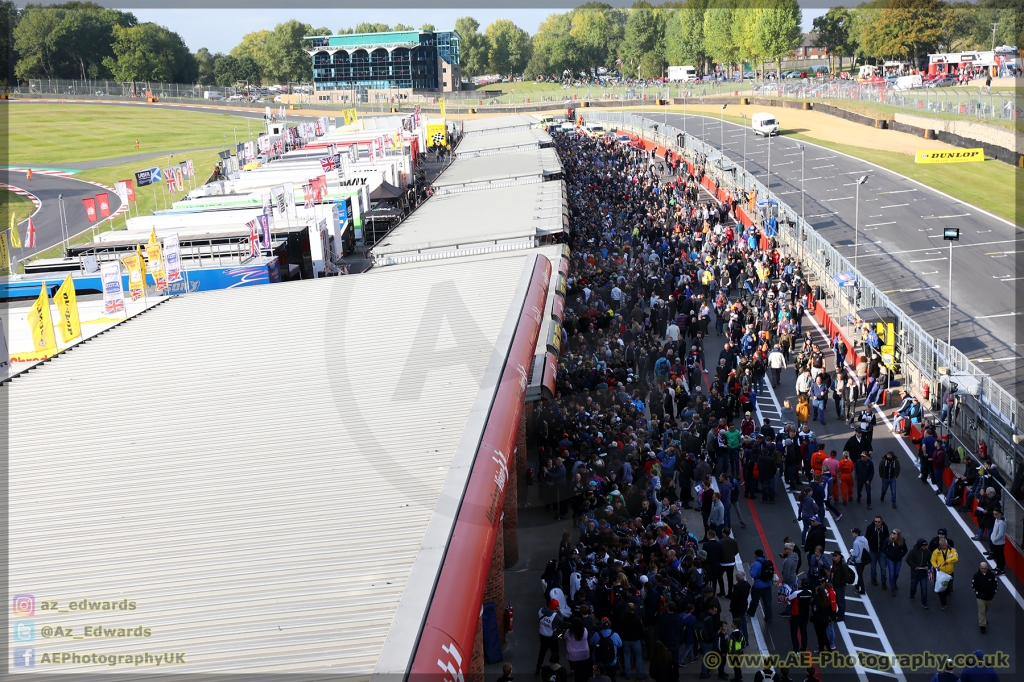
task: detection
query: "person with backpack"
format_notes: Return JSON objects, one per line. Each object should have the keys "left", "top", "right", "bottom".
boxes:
{"left": 809, "top": 584, "right": 837, "bottom": 654}
{"left": 536, "top": 598, "right": 565, "bottom": 675}
{"left": 696, "top": 603, "right": 722, "bottom": 680}
{"left": 590, "top": 617, "right": 623, "bottom": 681}
{"left": 746, "top": 549, "right": 776, "bottom": 625}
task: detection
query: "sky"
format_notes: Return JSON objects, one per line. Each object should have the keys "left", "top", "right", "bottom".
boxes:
{"left": 130, "top": 7, "right": 827, "bottom": 54}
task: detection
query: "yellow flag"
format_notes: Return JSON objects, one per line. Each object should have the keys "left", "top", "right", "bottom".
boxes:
{"left": 121, "top": 246, "right": 147, "bottom": 301}
{"left": 351, "top": 107, "right": 358, "bottom": 123}
{"left": 9, "top": 212, "right": 21, "bottom": 248}
{"left": 439, "top": 97, "right": 446, "bottom": 118}
{"left": 145, "top": 241, "right": 166, "bottom": 291}
{"left": 0, "top": 233, "right": 9, "bottom": 270}
{"left": 28, "top": 284, "right": 57, "bottom": 356}
{"left": 149, "top": 227, "right": 157, "bottom": 245}
{"left": 342, "top": 109, "right": 351, "bottom": 126}
{"left": 55, "top": 274, "right": 81, "bottom": 343}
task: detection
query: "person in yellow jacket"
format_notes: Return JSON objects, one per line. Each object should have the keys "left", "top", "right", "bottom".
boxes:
{"left": 930, "top": 537, "right": 958, "bottom": 610}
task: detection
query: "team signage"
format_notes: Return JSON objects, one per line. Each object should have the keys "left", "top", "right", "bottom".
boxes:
{"left": 915, "top": 148, "right": 984, "bottom": 164}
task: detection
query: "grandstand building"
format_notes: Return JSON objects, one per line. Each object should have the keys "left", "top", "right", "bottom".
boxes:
{"left": 304, "top": 30, "right": 461, "bottom": 103}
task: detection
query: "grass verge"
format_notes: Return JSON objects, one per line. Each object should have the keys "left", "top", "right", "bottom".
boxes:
{"left": 620, "top": 107, "right": 1019, "bottom": 226}
{"left": 8, "top": 104, "right": 249, "bottom": 165}
{"left": 23, "top": 149, "right": 225, "bottom": 266}
{"left": 0, "top": 189, "right": 36, "bottom": 221}
{"left": 786, "top": 133, "right": 1019, "bottom": 225}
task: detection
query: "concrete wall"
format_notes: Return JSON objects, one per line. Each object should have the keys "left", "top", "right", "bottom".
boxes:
{"left": 894, "top": 112, "right": 1019, "bottom": 153}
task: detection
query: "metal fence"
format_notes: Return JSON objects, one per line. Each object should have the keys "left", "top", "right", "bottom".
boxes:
{"left": 755, "top": 81, "right": 1019, "bottom": 123}
{"left": 16, "top": 77, "right": 1017, "bottom": 125}
{"left": 589, "top": 109, "right": 1024, "bottom": 550}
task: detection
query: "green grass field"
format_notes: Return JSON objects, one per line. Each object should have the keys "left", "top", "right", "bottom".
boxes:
{"left": 0, "top": 189, "right": 36, "bottom": 222}
{"left": 24, "top": 149, "right": 225, "bottom": 266}
{"left": 8, "top": 104, "right": 249, "bottom": 165}
{"left": 787, "top": 134, "right": 1019, "bottom": 225}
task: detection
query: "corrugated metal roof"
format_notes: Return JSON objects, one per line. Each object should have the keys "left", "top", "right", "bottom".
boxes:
{"left": 6, "top": 255, "right": 536, "bottom": 676}
{"left": 460, "top": 115, "right": 537, "bottom": 136}
{"left": 455, "top": 128, "right": 552, "bottom": 157}
{"left": 371, "top": 182, "right": 567, "bottom": 265}
{"left": 431, "top": 148, "right": 562, "bottom": 192}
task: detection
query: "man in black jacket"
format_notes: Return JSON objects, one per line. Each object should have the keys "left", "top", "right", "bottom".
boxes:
{"left": 730, "top": 577, "right": 752, "bottom": 645}
{"left": 971, "top": 561, "right": 999, "bottom": 633}
{"left": 803, "top": 516, "right": 827, "bottom": 556}
{"left": 828, "top": 551, "right": 853, "bottom": 620}
{"left": 854, "top": 452, "right": 875, "bottom": 510}
{"left": 866, "top": 516, "right": 890, "bottom": 589}
{"left": 878, "top": 452, "right": 901, "bottom": 509}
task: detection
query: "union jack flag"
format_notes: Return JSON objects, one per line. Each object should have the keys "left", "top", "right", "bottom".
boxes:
{"left": 247, "top": 219, "right": 260, "bottom": 257}
{"left": 320, "top": 155, "right": 338, "bottom": 172}
{"left": 303, "top": 183, "right": 315, "bottom": 209}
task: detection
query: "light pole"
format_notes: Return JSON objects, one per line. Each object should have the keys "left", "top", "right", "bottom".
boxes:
{"left": 766, "top": 127, "right": 772, "bottom": 197}
{"left": 701, "top": 97, "right": 705, "bottom": 144}
{"left": 234, "top": 127, "right": 238, "bottom": 145}
{"left": 796, "top": 143, "right": 805, "bottom": 224}
{"left": 944, "top": 227, "right": 960, "bottom": 350}
{"left": 720, "top": 103, "right": 727, "bottom": 152}
{"left": 740, "top": 112, "right": 747, "bottom": 174}
{"left": 854, "top": 174, "right": 868, "bottom": 273}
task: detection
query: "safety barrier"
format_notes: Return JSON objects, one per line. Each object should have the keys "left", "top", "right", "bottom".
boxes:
{"left": 587, "top": 109, "right": 1024, "bottom": 554}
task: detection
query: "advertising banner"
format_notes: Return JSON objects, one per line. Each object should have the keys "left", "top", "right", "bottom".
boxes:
{"left": 121, "top": 248, "right": 147, "bottom": 301}
{"left": 28, "top": 284, "right": 57, "bottom": 356}
{"left": 101, "top": 261, "right": 126, "bottom": 314}
{"left": 0, "top": 233, "right": 9, "bottom": 270}
{"left": 164, "top": 234, "right": 183, "bottom": 283}
{"left": 145, "top": 241, "right": 167, "bottom": 291}
{"left": 915, "top": 148, "right": 984, "bottom": 164}
{"left": 82, "top": 198, "right": 98, "bottom": 222}
{"left": 95, "top": 193, "right": 111, "bottom": 218}
{"left": 55, "top": 274, "right": 81, "bottom": 343}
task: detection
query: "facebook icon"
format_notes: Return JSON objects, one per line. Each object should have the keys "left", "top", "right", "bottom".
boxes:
{"left": 14, "top": 647, "right": 35, "bottom": 668}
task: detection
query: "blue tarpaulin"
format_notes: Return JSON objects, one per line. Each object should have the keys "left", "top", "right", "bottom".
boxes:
{"left": 833, "top": 271, "right": 857, "bottom": 287}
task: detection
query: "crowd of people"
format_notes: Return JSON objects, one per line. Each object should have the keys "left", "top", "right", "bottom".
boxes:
{"left": 525, "top": 124, "right": 1006, "bottom": 682}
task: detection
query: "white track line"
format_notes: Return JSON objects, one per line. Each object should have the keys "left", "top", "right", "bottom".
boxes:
{"left": 757, "top": 378, "right": 906, "bottom": 682}
{"left": 801, "top": 308, "right": 1024, "bottom": 614}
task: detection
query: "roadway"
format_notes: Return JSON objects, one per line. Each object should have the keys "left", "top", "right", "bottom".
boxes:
{"left": 688, "top": 176, "right": 1024, "bottom": 682}
{"left": 0, "top": 169, "right": 123, "bottom": 258}
{"left": 657, "top": 112, "right": 1023, "bottom": 398}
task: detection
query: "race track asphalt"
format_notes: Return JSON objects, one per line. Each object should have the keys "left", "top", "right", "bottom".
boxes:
{"left": 0, "top": 169, "right": 123, "bottom": 258}
{"left": 656, "top": 112, "right": 1022, "bottom": 399}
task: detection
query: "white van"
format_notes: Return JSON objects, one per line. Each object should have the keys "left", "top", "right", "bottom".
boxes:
{"left": 893, "top": 74, "right": 923, "bottom": 90}
{"left": 751, "top": 112, "right": 780, "bottom": 137}
{"left": 667, "top": 65, "right": 698, "bottom": 82}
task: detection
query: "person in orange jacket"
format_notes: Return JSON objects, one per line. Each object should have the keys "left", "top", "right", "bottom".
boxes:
{"left": 837, "top": 452, "right": 855, "bottom": 506}
{"left": 810, "top": 447, "right": 828, "bottom": 479}
{"left": 26, "top": 168, "right": 32, "bottom": 181}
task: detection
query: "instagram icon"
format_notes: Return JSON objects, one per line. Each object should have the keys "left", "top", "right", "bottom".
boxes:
{"left": 12, "top": 595, "right": 34, "bottom": 617}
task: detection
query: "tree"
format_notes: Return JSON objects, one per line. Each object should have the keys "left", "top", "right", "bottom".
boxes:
{"left": 939, "top": 2, "right": 985, "bottom": 52}
{"left": 234, "top": 55, "right": 262, "bottom": 84}
{"left": 392, "top": 23, "right": 413, "bottom": 31}
{"left": 213, "top": 54, "right": 238, "bottom": 86}
{"left": 753, "top": 0, "right": 801, "bottom": 77}
{"left": 420, "top": 23, "right": 436, "bottom": 31}
{"left": 194, "top": 47, "right": 216, "bottom": 83}
{"left": 1, "top": 1, "right": 21, "bottom": 85}
{"left": 103, "top": 22, "right": 197, "bottom": 83}
{"left": 485, "top": 19, "right": 531, "bottom": 75}
{"left": 455, "top": 16, "right": 490, "bottom": 76}
{"left": 619, "top": 2, "right": 665, "bottom": 78}
{"left": 14, "top": 2, "right": 136, "bottom": 80}
{"left": 569, "top": 7, "right": 620, "bottom": 70}
{"left": 664, "top": 0, "right": 709, "bottom": 72}
{"left": 703, "top": 1, "right": 738, "bottom": 75}
{"left": 263, "top": 20, "right": 314, "bottom": 82}
{"left": 856, "top": 0, "right": 943, "bottom": 63}
{"left": 352, "top": 22, "right": 390, "bottom": 34}
{"left": 230, "top": 29, "right": 271, "bottom": 82}
{"left": 813, "top": 7, "right": 852, "bottom": 72}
